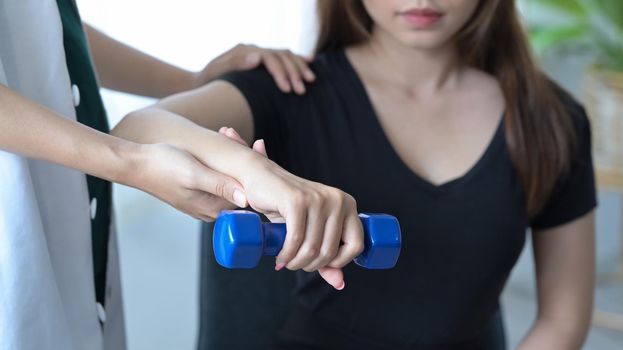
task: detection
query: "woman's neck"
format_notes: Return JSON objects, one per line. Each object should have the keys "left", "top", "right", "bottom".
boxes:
{"left": 362, "top": 26, "right": 462, "bottom": 93}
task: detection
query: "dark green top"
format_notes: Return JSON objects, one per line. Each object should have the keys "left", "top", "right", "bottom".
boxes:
{"left": 56, "top": 0, "right": 112, "bottom": 307}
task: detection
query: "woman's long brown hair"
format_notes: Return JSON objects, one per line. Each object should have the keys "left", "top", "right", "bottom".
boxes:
{"left": 315, "top": 0, "right": 576, "bottom": 217}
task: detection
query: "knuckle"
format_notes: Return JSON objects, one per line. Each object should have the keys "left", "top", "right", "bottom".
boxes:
{"left": 205, "top": 208, "right": 221, "bottom": 220}
{"left": 302, "top": 246, "right": 318, "bottom": 260}
{"left": 290, "top": 190, "right": 306, "bottom": 207}
{"left": 307, "top": 190, "right": 322, "bottom": 205}
{"left": 343, "top": 193, "right": 357, "bottom": 210}
{"left": 332, "top": 190, "right": 346, "bottom": 207}
{"left": 353, "top": 241, "right": 365, "bottom": 256}
{"left": 319, "top": 247, "right": 336, "bottom": 262}
{"left": 279, "top": 252, "right": 294, "bottom": 263}
{"left": 288, "top": 232, "right": 304, "bottom": 246}
{"left": 214, "top": 180, "right": 226, "bottom": 198}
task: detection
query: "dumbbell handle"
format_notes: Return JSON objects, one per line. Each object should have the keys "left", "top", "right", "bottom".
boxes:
{"left": 258, "top": 217, "right": 399, "bottom": 269}
{"left": 262, "top": 223, "right": 287, "bottom": 256}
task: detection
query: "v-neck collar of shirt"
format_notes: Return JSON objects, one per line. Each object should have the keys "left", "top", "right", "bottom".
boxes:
{"left": 335, "top": 49, "right": 506, "bottom": 197}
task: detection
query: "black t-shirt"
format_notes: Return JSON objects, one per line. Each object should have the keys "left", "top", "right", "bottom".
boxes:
{"left": 218, "top": 50, "right": 596, "bottom": 348}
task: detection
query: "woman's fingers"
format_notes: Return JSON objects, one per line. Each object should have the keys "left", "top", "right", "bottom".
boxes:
{"left": 220, "top": 126, "right": 267, "bottom": 158}
{"left": 327, "top": 211, "right": 365, "bottom": 269}
{"left": 286, "top": 204, "right": 326, "bottom": 270}
{"left": 318, "top": 267, "right": 345, "bottom": 290}
{"left": 252, "top": 139, "right": 267, "bottom": 157}
{"left": 275, "top": 203, "right": 307, "bottom": 270}
{"left": 220, "top": 127, "right": 248, "bottom": 146}
{"left": 303, "top": 204, "right": 343, "bottom": 271}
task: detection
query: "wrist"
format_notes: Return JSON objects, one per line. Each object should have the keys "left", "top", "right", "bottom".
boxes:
{"left": 167, "top": 68, "right": 197, "bottom": 95}
{"left": 192, "top": 130, "right": 272, "bottom": 186}
{"left": 108, "top": 139, "right": 145, "bottom": 186}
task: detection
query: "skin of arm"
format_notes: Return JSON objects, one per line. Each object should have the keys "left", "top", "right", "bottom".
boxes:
{"left": 0, "top": 84, "right": 248, "bottom": 220}
{"left": 85, "top": 24, "right": 195, "bottom": 98}
{"left": 112, "top": 81, "right": 363, "bottom": 288}
{"left": 84, "top": 24, "right": 316, "bottom": 98}
{"left": 517, "top": 212, "right": 595, "bottom": 350}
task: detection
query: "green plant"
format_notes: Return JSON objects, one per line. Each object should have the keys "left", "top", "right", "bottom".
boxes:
{"left": 528, "top": 0, "right": 623, "bottom": 71}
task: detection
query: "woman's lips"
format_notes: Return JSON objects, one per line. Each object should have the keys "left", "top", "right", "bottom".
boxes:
{"left": 399, "top": 9, "right": 443, "bottom": 28}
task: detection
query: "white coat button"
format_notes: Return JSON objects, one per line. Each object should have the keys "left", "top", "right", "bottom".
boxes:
{"left": 90, "top": 198, "right": 97, "bottom": 220}
{"left": 96, "top": 302, "right": 107, "bottom": 323}
{"left": 71, "top": 84, "right": 80, "bottom": 107}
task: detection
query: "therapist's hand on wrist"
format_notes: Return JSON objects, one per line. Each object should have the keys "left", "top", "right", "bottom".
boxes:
{"left": 118, "top": 142, "right": 247, "bottom": 222}
{"left": 193, "top": 44, "right": 316, "bottom": 95}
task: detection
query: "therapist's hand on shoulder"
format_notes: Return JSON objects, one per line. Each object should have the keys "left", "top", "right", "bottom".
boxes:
{"left": 218, "top": 127, "right": 363, "bottom": 290}
{"left": 193, "top": 44, "right": 316, "bottom": 95}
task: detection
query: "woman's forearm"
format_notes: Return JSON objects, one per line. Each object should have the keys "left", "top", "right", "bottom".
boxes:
{"left": 0, "top": 84, "right": 139, "bottom": 183}
{"left": 112, "top": 107, "right": 265, "bottom": 185}
{"left": 85, "top": 24, "right": 195, "bottom": 98}
{"left": 517, "top": 316, "right": 589, "bottom": 350}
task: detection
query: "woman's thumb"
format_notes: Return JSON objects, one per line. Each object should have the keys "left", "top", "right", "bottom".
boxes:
{"left": 319, "top": 267, "right": 345, "bottom": 290}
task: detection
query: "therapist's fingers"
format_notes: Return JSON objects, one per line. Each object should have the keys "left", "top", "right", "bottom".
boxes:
{"left": 197, "top": 44, "right": 314, "bottom": 93}
{"left": 197, "top": 193, "right": 237, "bottom": 222}
{"left": 263, "top": 50, "right": 314, "bottom": 94}
{"left": 260, "top": 53, "right": 292, "bottom": 93}
{"left": 291, "top": 54, "right": 316, "bottom": 82}
{"left": 276, "top": 50, "right": 306, "bottom": 95}
{"left": 194, "top": 164, "right": 248, "bottom": 208}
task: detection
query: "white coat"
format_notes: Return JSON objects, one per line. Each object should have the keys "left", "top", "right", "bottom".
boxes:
{"left": 0, "top": 1, "right": 125, "bottom": 349}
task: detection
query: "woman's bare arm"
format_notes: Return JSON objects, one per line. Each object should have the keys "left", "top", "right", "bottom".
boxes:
{"left": 112, "top": 82, "right": 364, "bottom": 289}
{"left": 517, "top": 212, "right": 595, "bottom": 349}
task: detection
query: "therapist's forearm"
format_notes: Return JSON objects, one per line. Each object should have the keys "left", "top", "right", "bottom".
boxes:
{"left": 0, "top": 84, "right": 140, "bottom": 183}
{"left": 85, "top": 24, "right": 195, "bottom": 98}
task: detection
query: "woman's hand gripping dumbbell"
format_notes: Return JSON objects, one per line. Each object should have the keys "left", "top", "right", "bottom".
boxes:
{"left": 214, "top": 127, "right": 368, "bottom": 290}
{"left": 213, "top": 210, "right": 401, "bottom": 269}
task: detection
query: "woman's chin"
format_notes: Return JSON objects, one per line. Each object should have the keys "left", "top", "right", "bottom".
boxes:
{"left": 396, "top": 34, "right": 450, "bottom": 52}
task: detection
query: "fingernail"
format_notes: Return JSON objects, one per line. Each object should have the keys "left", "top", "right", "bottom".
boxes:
{"left": 233, "top": 189, "right": 247, "bottom": 207}
{"left": 336, "top": 281, "right": 345, "bottom": 291}
{"left": 275, "top": 263, "right": 285, "bottom": 271}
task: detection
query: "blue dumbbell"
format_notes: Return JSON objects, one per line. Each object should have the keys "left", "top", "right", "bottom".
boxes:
{"left": 213, "top": 210, "right": 401, "bottom": 269}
